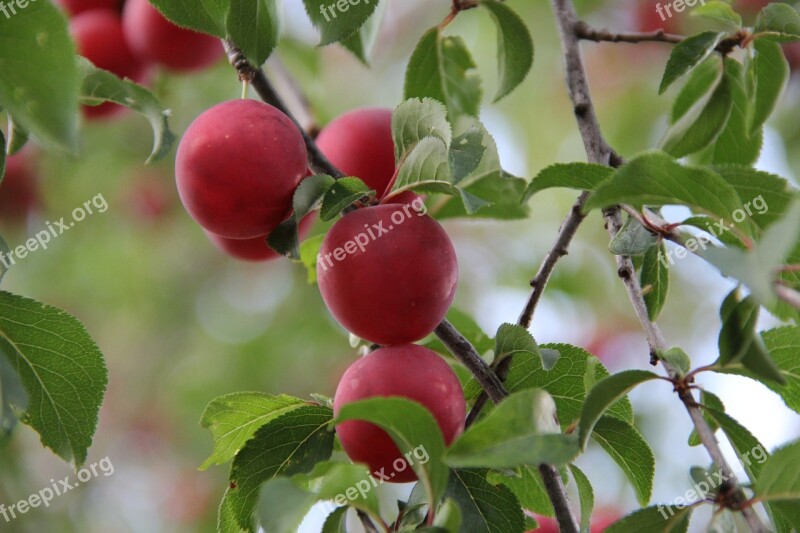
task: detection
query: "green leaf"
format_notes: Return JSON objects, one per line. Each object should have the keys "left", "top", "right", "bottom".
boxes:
{"left": 660, "top": 31, "right": 725, "bottom": 94}
{"left": 446, "top": 389, "right": 580, "bottom": 468}
{"left": 703, "top": 404, "right": 767, "bottom": 483}
{"left": 641, "top": 243, "right": 670, "bottom": 321}
{"left": 0, "top": 292, "right": 107, "bottom": 465}
{"left": 299, "top": 234, "right": 325, "bottom": 284}
{"left": 578, "top": 370, "right": 660, "bottom": 449}
{"left": 695, "top": 59, "right": 763, "bottom": 166}
{"left": 466, "top": 343, "right": 634, "bottom": 426}
{"left": 712, "top": 166, "right": 796, "bottom": 236}
{"left": 255, "top": 478, "right": 318, "bottom": 533}
{"left": 199, "top": 393, "right": 306, "bottom": 470}
{"left": 569, "top": 464, "right": 594, "bottom": 533}
{"left": 671, "top": 58, "right": 720, "bottom": 123}
{"left": 321, "top": 506, "right": 348, "bottom": 533}
{"left": 0, "top": 0, "right": 79, "bottom": 152}
{"left": 222, "top": 405, "right": 335, "bottom": 531}
{"left": 5, "top": 118, "right": 29, "bottom": 156}
{"left": 444, "top": 469, "right": 525, "bottom": 533}
{"left": 480, "top": 1, "right": 534, "bottom": 101}
{"left": 147, "top": 0, "right": 228, "bottom": 37}
{"left": 449, "top": 127, "right": 487, "bottom": 185}
{"left": 391, "top": 137, "right": 454, "bottom": 196}
{"left": 404, "top": 28, "right": 482, "bottom": 122}
{"left": 320, "top": 177, "right": 374, "bottom": 221}
{"left": 302, "top": 0, "right": 381, "bottom": 45}
{"left": 523, "top": 163, "right": 613, "bottom": 204}
{"left": 605, "top": 505, "right": 693, "bottom": 533}
{"left": 268, "top": 174, "right": 334, "bottom": 260}
{"left": 658, "top": 348, "right": 691, "bottom": 378}
{"left": 392, "top": 98, "right": 451, "bottom": 162}
{"left": 609, "top": 216, "right": 658, "bottom": 256}
{"left": 660, "top": 68, "right": 733, "bottom": 157}
{"left": 586, "top": 152, "right": 750, "bottom": 238}
{"left": 433, "top": 498, "right": 462, "bottom": 531}
{"left": 749, "top": 39, "right": 789, "bottom": 135}
{"left": 488, "top": 466, "right": 554, "bottom": 517}
{"left": 691, "top": 2, "right": 742, "bottom": 31}
{"left": 719, "top": 326, "right": 800, "bottom": 414}
{"left": 591, "top": 416, "right": 655, "bottom": 505}
{"left": 79, "top": 61, "right": 176, "bottom": 163}
{"left": 226, "top": 0, "right": 280, "bottom": 66}
{"left": 493, "top": 323, "right": 541, "bottom": 365}
{"left": 339, "top": 0, "right": 386, "bottom": 64}
{"left": 702, "top": 200, "right": 800, "bottom": 306}
{"left": 756, "top": 440, "right": 800, "bottom": 524}
{"left": 754, "top": 3, "right": 800, "bottom": 42}
{"left": 424, "top": 308, "right": 494, "bottom": 356}
{"left": 334, "top": 397, "right": 449, "bottom": 509}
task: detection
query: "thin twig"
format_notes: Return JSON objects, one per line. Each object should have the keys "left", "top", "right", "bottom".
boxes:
{"left": 551, "top": 0, "right": 767, "bottom": 530}
{"left": 775, "top": 284, "right": 800, "bottom": 309}
{"left": 357, "top": 510, "right": 380, "bottom": 533}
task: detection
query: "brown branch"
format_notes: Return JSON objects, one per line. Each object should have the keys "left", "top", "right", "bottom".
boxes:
{"left": 550, "top": 0, "right": 767, "bottom": 530}
{"left": 357, "top": 510, "right": 380, "bottom": 533}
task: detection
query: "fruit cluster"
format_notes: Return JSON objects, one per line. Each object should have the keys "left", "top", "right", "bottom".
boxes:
{"left": 175, "top": 102, "right": 466, "bottom": 481}
{"left": 61, "top": 0, "right": 224, "bottom": 119}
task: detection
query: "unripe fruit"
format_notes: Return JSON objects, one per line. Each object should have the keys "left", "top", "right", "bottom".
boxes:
{"left": 123, "top": 0, "right": 224, "bottom": 73}
{"left": 175, "top": 100, "right": 307, "bottom": 239}
{"left": 333, "top": 345, "right": 465, "bottom": 483}
{"left": 316, "top": 108, "right": 396, "bottom": 197}
{"left": 56, "top": 0, "right": 121, "bottom": 17}
{"left": 206, "top": 215, "right": 314, "bottom": 262}
{"left": 0, "top": 153, "right": 39, "bottom": 223}
{"left": 317, "top": 204, "right": 458, "bottom": 345}
{"left": 70, "top": 9, "right": 151, "bottom": 119}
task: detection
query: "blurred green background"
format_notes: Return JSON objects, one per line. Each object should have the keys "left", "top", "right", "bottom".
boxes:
{"left": 1, "top": 0, "right": 799, "bottom": 531}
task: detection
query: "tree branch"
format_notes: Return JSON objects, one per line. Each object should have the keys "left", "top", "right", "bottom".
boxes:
{"left": 550, "top": 0, "right": 767, "bottom": 530}
{"left": 574, "top": 21, "right": 684, "bottom": 45}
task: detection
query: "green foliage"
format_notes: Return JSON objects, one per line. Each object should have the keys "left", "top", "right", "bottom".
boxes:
{"left": 227, "top": 0, "right": 280, "bottom": 65}
{"left": 480, "top": 1, "right": 534, "bottom": 101}
{"left": 756, "top": 439, "right": 800, "bottom": 524}
{"left": 641, "top": 243, "right": 670, "bottom": 321}
{"left": 493, "top": 323, "right": 542, "bottom": 365}
{"left": 446, "top": 389, "right": 580, "bottom": 468}
{"left": 609, "top": 216, "right": 658, "bottom": 256}
{"left": 0, "top": 292, "right": 107, "bottom": 465}
{"left": 148, "top": 0, "right": 228, "bottom": 37}
{"left": 268, "top": 174, "right": 335, "bottom": 259}
{"left": 319, "top": 178, "right": 374, "bottom": 221}
{"left": 691, "top": 2, "right": 742, "bottom": 31}
{"left": 659, "top": 31, "right": 725, "bottom": 94}
{"left": 605, "top": 504, "right": 693, "bottom": 533}
{"left": 334, "top": 397, "right": 449, "bottom": 510}
{"left": 444, "top": 469, "right": 525, "bottom": 533}
{"left": 221, "top": 405, "right": 335, "bottom": 531}
{"left": 199, "top": 393, "right": 306, "bottom": 470}
{"left": 749, "top": 39, "right": 789, "bottom": 135}
{"left": 658, "top": 347, "right": 691, "bottom": 378}
{"left": 404, "top": 29, "right": 482, "bottom": 122}
{"left": 569, "top": 464, "right": 594, "bottom": 533}
{"left": 754, "top": 3, "right": 800, "bottom": 42}
{"left": 522, "top": 162, "right": 613, "bottom": 203}
{"left": 591, "top": 416, "right": 655, "bottom": 505}
{"left": 302, "top": 0, "right": 381, "bottom": 46}
{"left": 79, "top": 61, "right": 176, "bottom": 163}
{"left": 488, "top": 466, "right": 554, "bottom": 518}
{"left": 0, "top": 0, "right": 79, "bottom": 152}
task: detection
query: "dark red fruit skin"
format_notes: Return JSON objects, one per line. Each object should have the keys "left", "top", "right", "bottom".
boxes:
{"left": 206, "top": 215, "right": 314, "bottom": 262}
{"left": 175, "top": 100, "right": 308, "bottom": 239}
{"left": 70, "top": 9, "right": 151, "bottom": 119}
{"left": 56, "top": 0, "right": 121, "bottom": 16}
{"left": 333, "top": 345, "right": 466, "bottom": 483}
{"left": 123, "top": 0, "right": 223, "bottom": 72}
{"left": 0, "top": 153, "right": 39, "bottom": 223}
{"left": 317, "top": 204, "right": 458, "bottom": 345}
{"left": 316, "top": 108, "right": 397, "bottom": 197}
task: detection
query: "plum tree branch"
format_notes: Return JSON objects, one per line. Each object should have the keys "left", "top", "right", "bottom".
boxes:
{"left": 550, "top": 0, "right": 767, "bottom": 531}
{"left": 223, "top": 35, "right": 579, "bottom": 530}
{"left": 573, "top": 21, "right": 747, "bottom": 54}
